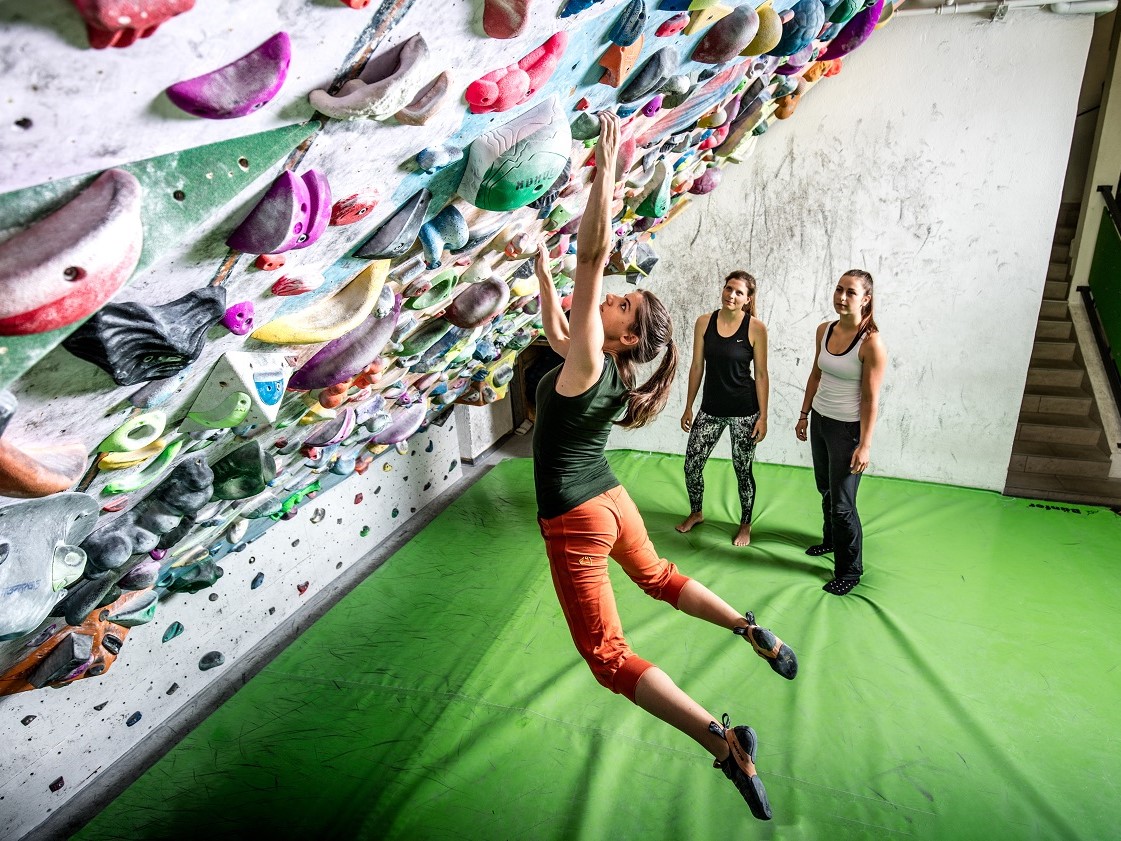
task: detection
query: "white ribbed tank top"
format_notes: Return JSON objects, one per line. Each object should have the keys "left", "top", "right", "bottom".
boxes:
{"left": 812, "top": 322, "right": 865, "bottom": 422}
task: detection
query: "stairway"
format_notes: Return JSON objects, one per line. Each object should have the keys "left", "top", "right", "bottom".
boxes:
{"left": 1004, "top": 203, "right": 1121, "bottom": 508}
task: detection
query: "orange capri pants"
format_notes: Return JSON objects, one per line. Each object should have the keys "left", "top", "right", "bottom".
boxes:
{"left": 538, "top": 485, "right": 691, "bottom": 703}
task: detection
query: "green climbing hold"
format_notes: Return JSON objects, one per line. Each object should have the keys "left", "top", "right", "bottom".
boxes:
{"left": 162, "top": 621, "right": 184, "bottom": 643}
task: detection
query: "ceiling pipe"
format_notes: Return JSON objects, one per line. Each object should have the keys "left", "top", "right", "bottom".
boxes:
{"left": 896, "top": 0, "right": 1115, "bottom": 15}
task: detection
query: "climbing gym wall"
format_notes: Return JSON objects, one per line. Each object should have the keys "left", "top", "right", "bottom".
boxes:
{"left": 623, "top": 11, "right": 1094, "bottom": 491}
{"left": 1, "top": 0, "right": 903, "bottom": 836}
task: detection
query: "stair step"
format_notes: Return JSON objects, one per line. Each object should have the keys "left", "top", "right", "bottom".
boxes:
{"left": 1020, "top": 389, "right": 1094, "bottom": 417}
{"left": 1043, "top": 279, "right": 1069, "bottom": 300}
{"left": 1050, "top": 243, "right": 1070, "bottom": 263}
{"left": 1005, "top": 471, "right": 1121, "bottom": 507}
{"left": 1055, "top": 225, "right": 1077, "bottom": 246}
{"left": 1031, "top": 339, "right": 1076, "bottom": 362}
{"left": 1026, "top": 360, "right": 1086, "bottom": 389}
{"left": 1039, "top": 299, "right": 1069, "bottom": 320}
{"left": 1017, "top": 411, "right": 1103, "bottom": 446}
{"left": 1035, "top": 319, "right": 1073, "bottom": 341}
{"left": 1046, "top": 262, "right": 1068, "bottom": 282}
{"left": 1009, "top": 440, "right": 1111, "bottom": 477}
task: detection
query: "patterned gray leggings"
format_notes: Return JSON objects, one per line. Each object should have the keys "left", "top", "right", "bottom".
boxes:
{"left": 683, "top": 409, "right": 759, "bottom": 525}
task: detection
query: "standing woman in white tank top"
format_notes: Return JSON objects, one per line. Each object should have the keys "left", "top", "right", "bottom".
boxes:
{"left": 794, "top": 271, "right": 887, "bottom": 596}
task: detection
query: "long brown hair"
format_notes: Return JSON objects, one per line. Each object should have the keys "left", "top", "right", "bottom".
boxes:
{"left": 614, "top": 289, "right": 678, "bottom": 429}
{"left": 725, "top": 270, "right": 757, "bottom": 317}
{"left": 842, "top": 269, "right": 878, "bottom": 334}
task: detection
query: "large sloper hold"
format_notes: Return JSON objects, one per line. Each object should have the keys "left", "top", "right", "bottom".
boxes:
{"left": 0, "top": 122, "right": 315, "bottom": 391}
{"left": 355, "top": 190, "right": 432, "bottom": 259}
{"left": 0, "top": 169, "right": 143, "bottom": 338}
{"left": 310, "top": 33, "right": 431, "bottom": 120}
{"left": 599, "top": 36, "right": 644, "bottom": 88}
{"left": 367, "top": 398, "right": 428, "bottom": 445}
{"left": 483, "top": 0, "right": 532, "bottom": 38}
{"left": 69, "top": 0, "right": 195, "bottom": 49}
{"left": 692, "top": 5, "right": 760, "bottom": 63}
{"left": 183, "top": 351, "right": 293, "bottom": 429}
{"left": 288, "top": 286, "right": 400, "bottom": 390}
{"left": 742, "top": 4, "right": 782, "bottom": 55}
{"left": 818, "top": 0, "right": 885, "bottom": 60}
{"left": 0, "top": 391, "right": 87, "bottom": 500}
{"left": 61, "top": 286, "right": 226, "bottom": 386}
{"left": 210, "top": 440, "right": 276, "bottom": 500}
{"left": 226, "top": 169, "right": 332, "bottom": 254}
{"left": 771, "top": 0, "right": 825, "bottom": 56}
{"left": 465, "top": 32, "right": 568, "bottom": 114}
{"left": 166, "top": 32, "right": 291, "bottom": 119}
{"left": 251, "top": 260, "right": 388, "bottom": 345}
{"left": 444, "top": 277, "right": 511, "bottom": 329}
{"left": 458, "top": 95, "right": 572, "bottom": 212}
{"left": 0, "top": 492, "right": 100, "bottom": 641}
{"left": 618, "top": 46, "right": 679, "bottom": 104}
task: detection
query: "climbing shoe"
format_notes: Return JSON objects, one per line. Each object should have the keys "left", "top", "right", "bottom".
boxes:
{"left": 711, "top": 714, "right": 772, "bottom": 821}
{"left": 734, "top": 611, "right": 798, "bottom": 680}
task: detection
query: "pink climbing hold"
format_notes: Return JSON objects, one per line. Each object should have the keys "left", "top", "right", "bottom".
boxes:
{"left": 340, "top": 0, "right": 370, "bottom": 7}
{"left": 0, "top": 168, "right": 142, "bottom": 337}
{"left": 255, "top": 254, "right": 285, "bottom": 271}
{"left": 483, "top": 0, "right": 532, "bottom": 39}
{"left": 297, "top": 581, "right": 309, "bottom": 595}
{"left": 656, "top": 12, "right": 688, "bottom": 37}
{"left": 354, "top": 493, "right": 363, "bottom": 504}
{"left": 69, "top": 0, "right": 195, "bottom": 49}
{"left": 330, "top": 191, "right": 379, "bottom": 226}
{"left": 465, "top": 32, "right": 568, "bottom": 114}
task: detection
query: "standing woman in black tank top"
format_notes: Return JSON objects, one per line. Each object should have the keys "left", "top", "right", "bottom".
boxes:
{"left": 677, "top": 272, "right": 770, "bottom": 546}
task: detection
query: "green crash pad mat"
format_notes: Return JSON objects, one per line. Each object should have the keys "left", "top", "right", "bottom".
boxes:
{"left": 76, "top": 451, "right": 1121, "bottom": 840}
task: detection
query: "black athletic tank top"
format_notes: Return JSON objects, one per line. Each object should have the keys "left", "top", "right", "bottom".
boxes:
{"left": 700, "top": 312, "right": 758, "bottom": 418}
{"left": 532, "top": 355, "right": 627, "bottom": 519}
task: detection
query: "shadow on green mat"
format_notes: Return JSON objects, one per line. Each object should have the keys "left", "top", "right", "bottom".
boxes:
{"left": 76, "top": 451, "right": 1121, "bottom": 841}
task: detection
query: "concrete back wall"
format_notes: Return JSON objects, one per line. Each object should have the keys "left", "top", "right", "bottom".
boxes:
{"left": 612, "top": 12, "right": 1094, "bottom": 492}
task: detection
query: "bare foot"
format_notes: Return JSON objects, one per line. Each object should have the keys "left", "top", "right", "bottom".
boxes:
{"left": 733, "top": 524, "right": 751, "bottom": 547}
{"left": 676, "top": 512, "right": 704, "bottom": 533}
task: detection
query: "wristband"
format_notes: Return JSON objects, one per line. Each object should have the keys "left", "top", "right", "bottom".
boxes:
{"left": 799, "top": 411, "right": 809, "bottom": 418}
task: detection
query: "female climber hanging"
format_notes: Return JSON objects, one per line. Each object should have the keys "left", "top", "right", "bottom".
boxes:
{"left": 532, "top": 110, "right": 797, "bottom": 821}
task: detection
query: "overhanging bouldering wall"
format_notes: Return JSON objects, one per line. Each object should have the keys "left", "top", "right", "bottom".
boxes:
{"left": 0, "top": 1, "right": 907, "bottom": 837}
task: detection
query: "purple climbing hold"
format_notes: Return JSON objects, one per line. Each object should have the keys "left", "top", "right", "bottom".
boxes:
{"left": 222, "top": 301, "right": 255, "bottom": 335}
{"left": 226, "top": 169, "right": 332, "bottom": 254}
{"left": 166, "top": 33, "right": 292, "bottom": 119}
{"left": 818, "top": 0, "right": 886, "bottom": 61}
{"left": 642, "top": 94, "right": 664, "bottom": 117}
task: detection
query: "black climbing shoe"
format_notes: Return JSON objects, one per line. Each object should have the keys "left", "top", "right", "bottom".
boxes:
{"left": 734, "top": 611, "right": 798, "bottom": 680}
{"left": 711, "top": 714, "right": 772, "bottom": 821}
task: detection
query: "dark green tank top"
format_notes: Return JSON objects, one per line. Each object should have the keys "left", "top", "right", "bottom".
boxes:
{"left": 533, "top": 355, "right": 628, "bottom": 519}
